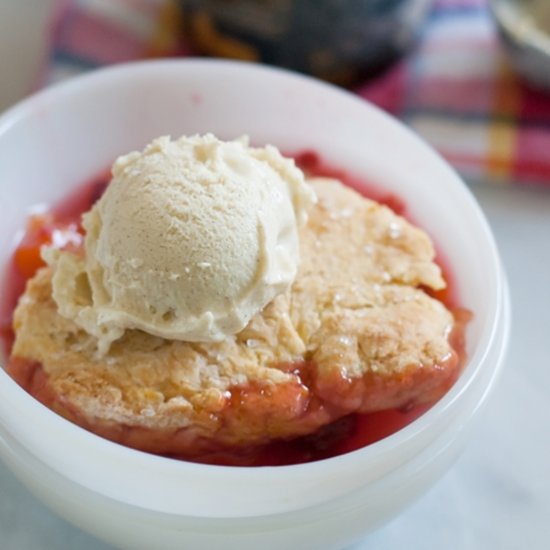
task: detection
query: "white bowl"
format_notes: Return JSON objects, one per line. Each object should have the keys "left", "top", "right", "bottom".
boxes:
{"left": 0, "top": 60, "right": 509, "bottom": 550}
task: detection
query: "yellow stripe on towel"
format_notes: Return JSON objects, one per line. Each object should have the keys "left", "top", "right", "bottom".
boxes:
{"left": 486, "top": 62, "right": 521, "bottom": 183}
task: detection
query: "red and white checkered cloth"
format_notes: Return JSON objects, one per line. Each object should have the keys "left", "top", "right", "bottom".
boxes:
{"left": 44, "top": 0, "right": 550, "bottom": 186}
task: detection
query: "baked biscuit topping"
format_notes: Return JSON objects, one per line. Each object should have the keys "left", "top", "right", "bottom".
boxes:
{"left": 9, "top": 178, "right": 459, "bottom": 458}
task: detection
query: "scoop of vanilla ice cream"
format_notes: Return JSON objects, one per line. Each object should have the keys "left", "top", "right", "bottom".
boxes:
{"left": 45, "top": 134, "right": 315, "bottom": 353}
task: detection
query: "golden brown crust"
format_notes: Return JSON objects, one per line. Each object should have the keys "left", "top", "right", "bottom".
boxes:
{"left": 10, "top": 178, "right": 456, "bottom": 451}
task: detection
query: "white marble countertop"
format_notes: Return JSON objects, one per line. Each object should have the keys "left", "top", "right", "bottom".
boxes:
{"left": 1, "top": 2, "right": 549, "bottom": 549}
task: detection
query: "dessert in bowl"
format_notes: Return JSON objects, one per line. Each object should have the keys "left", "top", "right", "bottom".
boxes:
{"left": 0, "top": 60, "right": 509, "bottom": 550}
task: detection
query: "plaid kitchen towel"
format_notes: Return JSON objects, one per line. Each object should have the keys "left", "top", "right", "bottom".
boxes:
{"left": 43, "top": 0, "right": 550, "bottom": 186}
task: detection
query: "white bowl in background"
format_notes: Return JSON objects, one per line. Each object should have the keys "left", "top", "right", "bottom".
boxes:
{"left": 0, "top": 60, "right": 509, "bottom": 550}
{"left": 490, "top": 0, "right": 550, "bottom": 91}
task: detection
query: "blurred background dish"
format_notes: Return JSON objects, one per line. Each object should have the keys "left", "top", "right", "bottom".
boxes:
{"left": 490, "top": 0, "right": 550, "bottom": 90}
{"left": 179, "top": 0, "right": 433, "bottom": 85}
